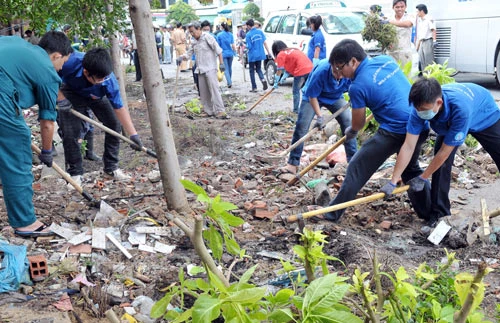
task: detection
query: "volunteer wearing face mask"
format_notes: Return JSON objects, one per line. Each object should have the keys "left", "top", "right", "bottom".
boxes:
{"left": 382, "top": 77, "right": 500, "bottom": 226}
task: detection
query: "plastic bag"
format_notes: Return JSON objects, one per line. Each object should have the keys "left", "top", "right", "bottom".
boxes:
{"left": 0, "top": 242, "right": 31, "bottom": 293}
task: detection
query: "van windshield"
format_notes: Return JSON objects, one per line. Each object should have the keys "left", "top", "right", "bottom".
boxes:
{"left": 319, "top": 11, "right": 366, "bottom": 34}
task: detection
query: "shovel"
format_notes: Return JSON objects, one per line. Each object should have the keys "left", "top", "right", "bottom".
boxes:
{"left": 68, "top": 109, "right": 158, "bottom": 159}
{"left": 31, "top": 143, "right": 100, "bottom": 207}
{"left": 287, "top": 114, "right": 374, "bottom": 186}
{"left": 287, "top": 185, "right": 409, "bottom": 222}
{"left": 243, "top": 88, "right": 274, "bottom": 114}
{"left": 256, "top": 102, "right": 351, "bottom": 162}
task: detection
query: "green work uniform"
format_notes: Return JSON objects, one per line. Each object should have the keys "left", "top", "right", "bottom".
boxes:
{"left": 0, "top": 36, "right": 60, "bottom": 228}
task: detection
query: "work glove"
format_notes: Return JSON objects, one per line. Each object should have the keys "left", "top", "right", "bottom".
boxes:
{"left": 312, "top": 58, "right": 319, "bottom": 66}
{"left": 432, "top": 41, "right": 439, "bottom": 49}
{"left": 407, "top": 175, "right": 429, "bottom": 193}
{"left": 56, "top": 98, "right": 72, "bottom": 111}
{"left": 39, "top": 149, "right": 53, "bottom": 167}
{"left": 380, "top": 181, "right": 396, "bottom": 200}
{"left": 130, "top": 134, "right": 143, "bottom": 151}
{"left": 279, "top": 71, "right": 290, "bottom": 85}
{"left": 273, "top": 75, "right": 280, "bottom": 89}
{"left": 379, "top": 18, "right": 389, "bottom": 25}
{"left": 344, "top": 126, "right": 358, "bottom": 141}
{"left": 176, "top": 57, "right": 183, "bottom": 66}
{"left": 219, "top": 63, "right": 225, "bottom": 73}
{"left": 314, "top": 115, "right": 325, "bottom": 130}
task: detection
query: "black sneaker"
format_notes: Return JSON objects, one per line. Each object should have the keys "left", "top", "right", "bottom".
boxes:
{"left": 262, "top": 81, "right": 268, "bottom": 91}
{"left": 85, "top": 153, "right": 102, "bottom": 161}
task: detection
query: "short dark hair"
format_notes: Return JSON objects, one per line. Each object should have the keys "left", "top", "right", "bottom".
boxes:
{"left": 82, "top": 47, "right": 113, "bottom": 78}
{"left": 201, "top": 20, "right": 211, "bottom": 29}
{"left": 176, "top": 22, "right": 182, "bottom": 28}
{"left": 221, "top": 22, "right": 229, "bottom": 32}
{"left": 329, "top": 39, "right": 367, "bottom": 66}
{"left": 246, "top": 19, "right": 254, "bottom": 27}
{"left": 307, "top": 15, "right": 322, "bottom": 30}
{"left": 38, "top": 31, "right": 73, "bottom": 56}
{"left": 271, "top": 40, "right": 288, "bottom": 58}
{"left": 416, "top": 4, "right": 428, "bottom": 14}
{"left": 25, "top": 30, "right": 33, "bottom": 36}
{"left": 409, "top": 77, "right": 442, "bottom": 108}
{"left": 393, "top": 0, "right": 406, "bottom": 6}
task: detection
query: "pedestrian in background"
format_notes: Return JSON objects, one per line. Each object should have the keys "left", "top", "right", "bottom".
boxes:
{"left": 271, "top": 40, "right": 313, "bottom": 113}
{"left": 161, "top": 25, "right": 172, "bottom": 64}
{"left": 307, "top": 15, "right": 326, "bottom": 64}
{"left": 415, "top": 3, "right": 436, "bottom": 72}
{"left": 245, "top": 19, "right": 272, "bottom": 92}
{"left": 172, "top": 22, "right": 188, "bottom": 72}
{"left": 217, "top": 22, "right": 236, "bottom": 88}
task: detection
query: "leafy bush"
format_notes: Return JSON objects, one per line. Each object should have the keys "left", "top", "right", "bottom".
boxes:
{"left": 361, "top": 14, "right": 397, "bottom": 52}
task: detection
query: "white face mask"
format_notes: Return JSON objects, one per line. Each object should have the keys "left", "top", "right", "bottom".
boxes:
{"left": 416, "top": 108, "right": 438, "bottom": 120}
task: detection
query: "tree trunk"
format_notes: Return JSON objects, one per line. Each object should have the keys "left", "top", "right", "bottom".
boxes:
{"left": 128, "top": 0, "right": 190, "bottom": 213}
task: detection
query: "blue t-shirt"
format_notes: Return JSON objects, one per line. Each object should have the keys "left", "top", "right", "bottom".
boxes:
{"left": 307, "top": 29, "right": 326, "bottom": 61}
{"left": 302, "top": 59, "right": 350, "bottom": 105}
{"left": 349, "top": 55, "right": 416, "bottom": 134}
{"left": 0, "top": 36, "right": 61, "bottom": 121}
{"left": 59, "top": 51, "right": 123, "bottom": 109}
{"left": 245, "top": 28, "right": 266, "bottom": 62}
{"left": 217, "top": 31, "right": 234, "bottom": 58}
{"left": 407, "top": 83, "right": 500, "bottom": 146}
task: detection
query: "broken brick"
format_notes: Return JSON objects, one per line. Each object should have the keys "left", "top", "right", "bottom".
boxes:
{"left": 379, "top": 220, "right": 392, "bottom": 230}
{"left": 253, "top": 208, "right": 275, "bottom": 219}
{"left": 234, "top": 177, "right": 243, "bottom": 189}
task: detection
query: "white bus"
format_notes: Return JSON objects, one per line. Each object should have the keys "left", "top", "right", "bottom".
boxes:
{"left": 408, "top": 0, "right": 500, "bottom": 83}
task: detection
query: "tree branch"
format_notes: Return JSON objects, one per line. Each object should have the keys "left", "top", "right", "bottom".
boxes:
{"left": 453, "top": 262, "right": 489, "bottom": 323}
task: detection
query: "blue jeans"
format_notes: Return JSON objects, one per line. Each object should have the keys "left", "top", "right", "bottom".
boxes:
{"left": 58, "top": 85, "right": 121, "bottom": 176}
{"left": 163, "top": 45, "right": 172, "bottom": 63}
{"left": 223, "top": 56, "right": 233, "bottom": 86}
{"left": 325, "top": 128, "right": 431, "bottom": 221}
{"left": 287, "top": 98, "right": 357, "bottom": 166}
{"left": 249, "top": 60, "right": 264, "bottom": 90}
{"left": 292, "top": 74, "right": 308, "bottom": 113}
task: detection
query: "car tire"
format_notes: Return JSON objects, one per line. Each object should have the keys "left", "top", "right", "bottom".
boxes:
{"left": 496, "top": 51, "right": 500, "bottom": 87}
{"left": 265, "top": 59, "right": 277, "bottom": 85}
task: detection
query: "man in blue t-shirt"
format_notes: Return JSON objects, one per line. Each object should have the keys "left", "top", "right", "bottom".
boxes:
{"left": 279, "top": 59, "right": 357, "bottom": 175}
{"left": 57, "top": 48, "right": 143, "bottom": 183}
{"left": 245, "top": 19, "right": 272, "bottom": 92}
{"left": 382, "top": 78, "right": 500, "bottom": 225}
{"left": 307, "top": 15, "right": 326, "bottom": 64}
{"left": 324, "top": 39, "right": 430, "bottom": 222}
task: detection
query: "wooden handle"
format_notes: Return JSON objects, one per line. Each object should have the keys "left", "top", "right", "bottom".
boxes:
{"left": 287, "top": 113, "right": 374, "bottom": 186}
{"left": 244, "top": 88, "right": 274, "bottom": 113}
{"left": 287, "top": 185, "right": 409, "bottom": 222}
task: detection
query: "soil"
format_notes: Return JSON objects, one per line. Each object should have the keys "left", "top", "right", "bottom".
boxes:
{"left": 1, "top": 65, "right": 499, "bottom": 322}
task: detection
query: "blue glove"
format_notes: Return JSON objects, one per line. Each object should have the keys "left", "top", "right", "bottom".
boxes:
{"left": 39, "top": 149, "right": 53, "bottom": 167}
{"left": 130, "top": 134, "right": 143, "bottom": 151}
{"left": 344, "top": 126, "right": 358, "bottom": 141}
{"left": 56, "top": 98, "right": 72, "bottom": 111}
{"left": 314, "top": 115, "right": 324, "bottom": 130}
{"left": 407, "top": 176, "right": 429, "bottom": 192}
{"left": 312, "top": 58, "right": 319, "bottom": 66}
{"left": 273, "top": 75, "right": 280, "bottom": 89}
{"left": 380, "top": 181, "right": 396, "bottom": 200}
{"left": 279, "top": 71, "right": 290, "bottom": 85}
{"left": 379, "top": 18, "right": 389, "bottom": 25}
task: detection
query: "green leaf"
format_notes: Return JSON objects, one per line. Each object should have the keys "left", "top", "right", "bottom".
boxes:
{"left": 268, "top": 308, "right": 295, "bottom": 322}
{"left": 303, "top": 274, "right": 341, "bottom": 310}
{"left": 207, "top": 269, "right": 228, "bottom": 293}
{"left": 306, "top": 309, "right": 363, "bottom": 323}
{"left": 187, "top": 265, "right": 206, "bottom": 276}
{"left": 224, "top": 234, "right": 241, "bottom": 256}
{"left": 192, "top": 295, "right": 221, "bottom": 323}
{"left": 223, "top": 287, "right": 267, "bottom": 305}
{"left": 311, "top": 283, "right": 350, "bottom": 313}
{"left": 203, "top": 225, "right": 223, "bottom": 260}
{"left": 238, "top": 264, "right": 258, "bottom": 286}
{"left": 180, "top": 179, "right": 207, "bottom": 197}
{"left": 293, "top": 245, "right": 307, "bottom": 259}
{"left": 150, "top": 294, "right": 172, "bottom": 318}
{"left": 171, "top": 308, "right": 194, "bottom": 323}
{"left": 395, "top": 266, "right": 410, "bottom": 282}
{"left": 220, "top": 211, "right": 245, "bottom": 226}
{"left": 273, "top": 288, "right": 295, "bottom": 304}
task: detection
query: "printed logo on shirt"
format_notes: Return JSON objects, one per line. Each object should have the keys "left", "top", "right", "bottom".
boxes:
{"left": 454, "top": 131, "right": 465, "bottom": 142}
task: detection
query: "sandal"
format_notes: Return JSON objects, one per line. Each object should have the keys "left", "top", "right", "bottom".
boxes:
{"left": 14, "top": 223, "right": 53, "bottom": 238}
{"left": 215, "top": 112, "right": 230, "bottom": 120}
{"left": 199, "top": 112, "right": 212, "bottom": 118}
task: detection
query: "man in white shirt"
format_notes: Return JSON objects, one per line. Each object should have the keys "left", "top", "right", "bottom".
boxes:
{"left": 415, "top": 3, "right": 436, "bottom": 72}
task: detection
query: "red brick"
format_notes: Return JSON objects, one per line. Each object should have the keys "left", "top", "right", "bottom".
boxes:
{"left": 379, "top": 220, "right": 392, "bottom": 230}
{"left": 27, "top": 254, "right": 49, "bottom": 282}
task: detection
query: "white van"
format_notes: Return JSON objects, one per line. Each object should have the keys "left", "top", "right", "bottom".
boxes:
{"left": 263, "top": 7, "right": 370, "bottom": 84}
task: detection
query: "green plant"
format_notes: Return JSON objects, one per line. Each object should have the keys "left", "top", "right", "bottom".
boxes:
{"left": 361, "top": 14, "right": 397, "bottom": 52}
{"left": 232, "top": 101, "right": 247, "bottom": 111}
{"left": 423, "top": 60, "right": 457, "bottom": 85}
{"left": 185, "top": 98, "right": 202, "bottom": 114}
{"left": 465, "top": 134, "right": 479, "bottom": 148}
{"left": 167, "top": 1, "right": 199, "bottom": 25}
{"left": 80, "top": 139, "right": 88, "bottom": 156}
{"left": 242, "top": 2, "right": 263, "bottom": 22}
{"left": 125, "top": 65, "right": 136, "bottom": 73}
{"left": 284, "top": 93, "right": 293, "bottom": 100}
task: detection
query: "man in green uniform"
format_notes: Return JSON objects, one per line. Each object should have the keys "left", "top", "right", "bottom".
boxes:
{"left": 0, "top": 31, "right": 73, "bottom": 237}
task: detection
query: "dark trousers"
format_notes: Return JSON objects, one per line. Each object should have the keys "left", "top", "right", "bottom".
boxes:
{"left": 430, "top": 119, "right": 500, "bottom": 219}
{"left": 58, "top": 86, "right": 121, "bottom": 176}
{"left": 326, "top": 128, "right": 430, "bottom": 220}
{"left": 133, "top": 50, "right": 142, "bottom": 81}
{"left": 248, "top": 60, "right": 264, "bottom": 90}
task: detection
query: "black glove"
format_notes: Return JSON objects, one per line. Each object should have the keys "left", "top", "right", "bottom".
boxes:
{"left": 219, "top": 63, "right": 225, "bottom": 73}
{"left": 56, "top": 98, "right": 72, "bottom": 111}
{"left": 266, "top": 54, "right": 273, "bottom": 60}
{"left": 130, "top": 134, "right": 143, "bottom": 151}
{"left": 176, "top": 57, "right": 183, "bottom": 66}
{"left": 314, "top": 115, "right": 324, "bottom": 130}
{"left": 381, "top": 181, "right": 396, "bottom": 200}
{"left": 344, "top": 126, "right": 358, "bottom": 141}
{"left": 407, "top": 176, "right": 429, "bottom": 192}
{"left": 39, "top": 149, "right": 53, "bottom": 167}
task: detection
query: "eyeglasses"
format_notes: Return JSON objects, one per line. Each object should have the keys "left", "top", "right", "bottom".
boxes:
{"left": 334, "top": 62, "right": 347, "bottom": 72}
{"left": 91, "top": 75, "right": 111, "bottom": 84}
